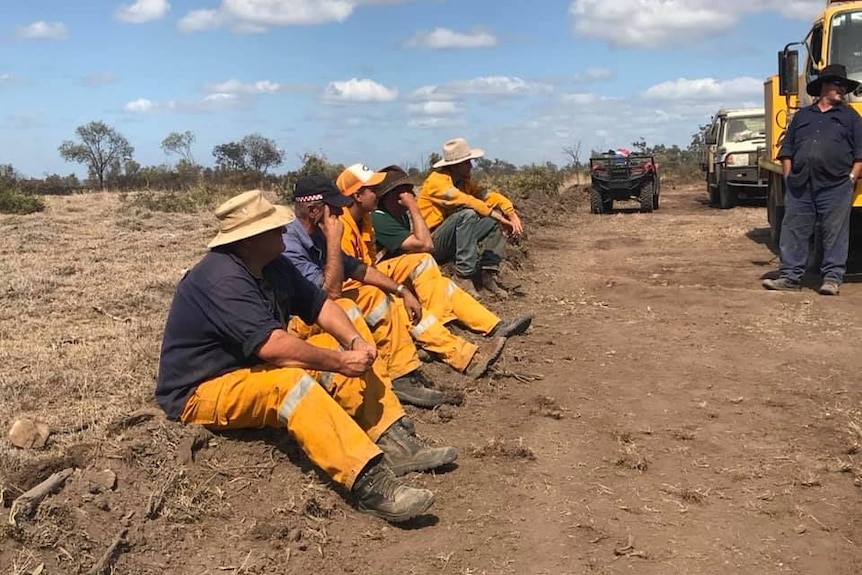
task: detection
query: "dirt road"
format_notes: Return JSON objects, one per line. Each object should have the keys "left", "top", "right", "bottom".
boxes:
{"left": 2, "top": 184, "right": 861, "bottom": 574}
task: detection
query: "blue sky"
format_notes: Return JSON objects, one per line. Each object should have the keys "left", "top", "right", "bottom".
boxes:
{"left": 0, "top": 0, "right": 826, "bottom": 177}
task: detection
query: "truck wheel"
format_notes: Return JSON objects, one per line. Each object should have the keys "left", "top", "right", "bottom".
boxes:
{"left": 767, "top": 188, "right": 784, "bottom": 247}
{"left": 718, "top": 178, "right": 737, "bottom": 209}
{"left": 639, "top": 179, "right": 655, "bottom": 213}
{"left": 589, "top": 188, "right": 605, "bottom": 214}
{"left": 708, "top": 184, "right": 719, "bottom": 206}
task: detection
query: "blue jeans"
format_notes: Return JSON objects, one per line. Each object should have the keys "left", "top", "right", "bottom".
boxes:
{"left": 431, "top": 209, "right": 506, "bottom": 277}
{"left": 779, "top": 180, "right": 853, "bottom": 283}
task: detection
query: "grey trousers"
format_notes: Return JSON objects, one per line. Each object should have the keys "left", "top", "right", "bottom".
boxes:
{"left": 431, "top": 209, "right": 506, "bottom": 278}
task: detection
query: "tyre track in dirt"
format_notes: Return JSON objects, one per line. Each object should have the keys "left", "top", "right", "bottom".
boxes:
{"left": 493, "top": 185, "right": 862, "bottom": 574}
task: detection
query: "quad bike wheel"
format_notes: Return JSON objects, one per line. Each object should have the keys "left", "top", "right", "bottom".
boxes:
{"left": 639, "top": 179, "right": 655, "bottom": 213}
{"left": 589, "top": 187, "right": 605, "bottom": 214}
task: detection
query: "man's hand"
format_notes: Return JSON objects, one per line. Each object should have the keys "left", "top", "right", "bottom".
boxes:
{"left": 318, "top": 204, "right": 343, "bottom": 240}
{"left": 491, "top": 210, "right": 515, "bottom": 237}
{"left": 508, "top": 211, "right": 524, "bottom": 238}
{"left": 398, "top": 190, "right": 418, "bottom": 208}
{"left": 401, "top": 290, "right": 423, "bottom": 324}
{"left": 351, "top": 339, "right": 378, "bottom": 362}
{"left": 338, "top": 348, "right": 375, "bottom": 377}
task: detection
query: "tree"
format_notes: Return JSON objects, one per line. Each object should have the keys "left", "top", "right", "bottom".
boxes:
{"left": 58, "top": 121, "right": 134, "bottom": 189}
{"left": 212, "top": 134, "right": 284, "bottom": 175}
{"left": 562, "top": 141, "right": 583, "bottom": 170}
{"left": 212, "top": 142, "right": 248, "bottom": 171}
{"left": 161, "top": 130, "right": 196, "bottom": 164}
{"left": 241, "top": 133, "right": 284, "bottom": 175}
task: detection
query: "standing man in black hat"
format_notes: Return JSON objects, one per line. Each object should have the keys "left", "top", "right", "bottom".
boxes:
{"left": 763, "top": 64, "right": 862, "bottom": 295}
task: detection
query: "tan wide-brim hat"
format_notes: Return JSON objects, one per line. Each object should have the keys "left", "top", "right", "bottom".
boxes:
{"left": 208, "top": 189, "right": 295, "bottom": 248}
{"left": 432, "top": 137, "right": 485, "bottom": 169}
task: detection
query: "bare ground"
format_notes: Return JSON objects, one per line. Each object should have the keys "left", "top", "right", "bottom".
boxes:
{"left": 2, "top": 184, "right": 862, "bottom": 575}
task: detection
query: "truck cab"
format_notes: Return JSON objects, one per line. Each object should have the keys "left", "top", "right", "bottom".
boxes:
{"left": 703, "top": 108, "right": 768, "bottom": 209}
{"left": 761, "top": 0, "right": 862, "bottom": 247}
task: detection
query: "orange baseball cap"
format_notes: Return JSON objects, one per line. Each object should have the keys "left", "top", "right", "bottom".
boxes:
{"left": 336, "top": 163, "right": 386, "bottom": 196}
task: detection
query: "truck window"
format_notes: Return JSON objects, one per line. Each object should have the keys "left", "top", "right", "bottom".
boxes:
{"left": 724, "top": 117, "right": 765, "bottom": 143}
{"left": 829, "top": 10, "right": 862, "bottom": 77}
{"left": 806, "top": 23, "right": 824, "bottom": 83}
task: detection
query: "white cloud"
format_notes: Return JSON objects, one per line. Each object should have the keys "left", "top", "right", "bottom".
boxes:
{"left": 405, "top": 27, "right": 497, "bottom": 49}
{"left": 568, "top": 0, "right": 822, "bottom": 47}
{"left": 407, "top": 101, "right": 462, "bottom": 115}
{"left": 15, "top": 21, "right": 69, "bottom": 40}
{"left": 202, "top": 93, "right": 239, "bottom": 102}
{"left": 0, "top": 73, "right": 14, "bottom": 86}
{"left": 207, "top": 79, "right": 282, "bottom": 94}
{"left": 178, "top": 0, "right": 408, "bottom": 33}
{"left": 115, "top": 0, "right": 170, "bottom": 23}
{"left": 177, "top": 9, "right": 224, "bottom": 32}
{"left": 413, "top": 76, "right": 552, "bottom": 101}
{"left": 125, "top": 98, "right": 158, "bottom": 113}
{"left": 323, "top": 78, "right": 398, "bottom": 102}
{"left": 642, "top": 76, "right": 762, "bottom": 101}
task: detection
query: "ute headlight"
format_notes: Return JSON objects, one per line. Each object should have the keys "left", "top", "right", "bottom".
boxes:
{"left": 725, "top": 153, "right": 751, "bottom": 167}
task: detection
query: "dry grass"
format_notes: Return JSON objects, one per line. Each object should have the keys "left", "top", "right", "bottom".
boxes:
{"left": 0, "top": 193, "right": 213, "bottom": 476}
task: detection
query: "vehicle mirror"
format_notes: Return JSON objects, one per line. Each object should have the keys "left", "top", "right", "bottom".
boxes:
{"left": 779, "top": 49, "right": 799, "bottom": 96}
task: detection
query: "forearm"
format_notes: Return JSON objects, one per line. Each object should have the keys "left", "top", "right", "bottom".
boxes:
{"left": 321, "top": 236, "right": 344, "bottom": 299}
{"left": 315, "top": 298, "right": 365, "bottom": 347}
{"left": 405, "top": 204, "right": 433, "bottom": 251}
{"left": 256, "top": 329, "right": 344, "bottom": 372}
{"left": 361, "top": 265, "right": 401, "bottom": 295}
{"left": 852, "top": 160, "right": 862, "bottom": 180}
{"left": 781, "top": 159, "right": 792, "bottom": 177}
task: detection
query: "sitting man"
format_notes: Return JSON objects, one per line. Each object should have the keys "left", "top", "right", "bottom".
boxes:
{"left": 341, "top": 163, "right": 531, "bottom": 340}
{"left": 418, "top": 137, "right": 524, "bottom": 297}
{"left": 155, "top": 190, "right": 456, "bottom": 524}
{"left": 283, "top": 175, "right": 506, "bottom": 383}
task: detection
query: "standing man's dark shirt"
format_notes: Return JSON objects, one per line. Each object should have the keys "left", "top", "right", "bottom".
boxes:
{"left": 156, "top": 249, "right": 326, "bottom": 420}
{"left": 778, "top": 103, "right": 862, "bottom": 190}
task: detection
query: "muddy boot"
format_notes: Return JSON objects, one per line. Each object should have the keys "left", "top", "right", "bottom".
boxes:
{"left": 479, "top": 270, "right": 508, "bottom": 299}
{"left": 352, "top": 459, "right": 435, "bottom": 523}
{"left": 465, "top": 336, "right": 507, "bottom": 378}
{"left": 488, "top": 315, "right": 532, "bottom": 338}
{"left": 391, "top": 373, "right": 448, "bottom": 408}
{"left": 762, "top": 277, "right": 801, "bottom": 291}
{"left": 376, "top": 418, "right": 458, "bottom": 476}
{"left": 452, "top": 274, "right": 482, "bottom": 299}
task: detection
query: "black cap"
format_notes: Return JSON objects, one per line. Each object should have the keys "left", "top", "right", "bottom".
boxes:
{"left": 293, "top": 175, "right": 352, "bottom": 207}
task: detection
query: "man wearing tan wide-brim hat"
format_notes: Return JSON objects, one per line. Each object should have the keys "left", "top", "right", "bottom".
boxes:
{"left": 155, "top": 189, "right": 441, "bottom": 524}
{"left": 419, "top": 137, "right": 524, "bottom": 297}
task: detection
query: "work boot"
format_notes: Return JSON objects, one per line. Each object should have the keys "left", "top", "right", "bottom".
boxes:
{"left": 818, "top": 280, "right": 840, "bottom": 296}
{"left": 479, "top": 270, "right": 509, "bottom": 299}
{"left": 452, "top": 274, "right": 481, "bottom": 299}
{"left": 762, "top": 277, "right": 802, "bottom": 291}
{"left": 376, "top": 418, "right": 458, "bottom": 476}
{"left": 392, "top": 373, "right": 448, "bottom": 408}
{"left": 352, "top": 459, "right": 434, "bottom": 523}
{"left": 488, "top": 315, "right": 532, "bottom": 338}
{"left": 465, "top": 336, "right": 507, "bottom": 379}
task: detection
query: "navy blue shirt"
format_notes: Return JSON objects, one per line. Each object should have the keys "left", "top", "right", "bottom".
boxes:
{"left": 281, "top": 220, "right": 361, "bottom": 286}
{"left": 778, "top": 102, "right": 862, "bottom": 191}
{"left": 155, "top": 249, "right": 326, "bottom": 420}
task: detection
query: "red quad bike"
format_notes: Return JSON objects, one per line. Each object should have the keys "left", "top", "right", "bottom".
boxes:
{"left": 588, "top": 152, "right": 661, "bottom": 214}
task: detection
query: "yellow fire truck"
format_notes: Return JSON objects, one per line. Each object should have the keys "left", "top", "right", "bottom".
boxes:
{"left": 761, "top": 0, "right": 862, "bottom": 247}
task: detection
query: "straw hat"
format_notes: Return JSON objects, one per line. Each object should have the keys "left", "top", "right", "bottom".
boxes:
{"left": 432, "top": 137, "right": 485, "bottom": 168}
{"left": 208, "top": 190, "right": 295, "bottom": 248}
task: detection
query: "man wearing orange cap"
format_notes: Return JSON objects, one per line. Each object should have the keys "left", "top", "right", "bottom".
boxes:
{"left": 418, "top": 137, "right": 524, "bottom": 297}
{"left": 335, "top": 165, "right": 509, "bottom": 377}
{"left": 156, "top": 190, "right": 456, "bottom": 524}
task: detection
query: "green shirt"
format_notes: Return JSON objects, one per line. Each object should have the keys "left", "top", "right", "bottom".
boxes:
{"left": 371, "top": 208, "right": 412, "bottom": 260}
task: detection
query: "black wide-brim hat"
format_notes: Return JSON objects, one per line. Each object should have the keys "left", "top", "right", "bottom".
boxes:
{"left": 807, "top": 63, "right": 861, "bottom": 96}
